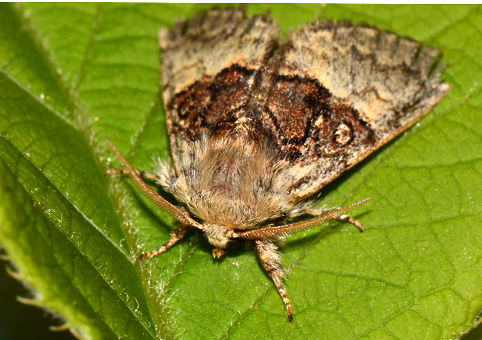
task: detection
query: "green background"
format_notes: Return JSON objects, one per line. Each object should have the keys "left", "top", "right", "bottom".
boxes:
{"left": 0, "top": 3, "right": 481, "bottom": 340}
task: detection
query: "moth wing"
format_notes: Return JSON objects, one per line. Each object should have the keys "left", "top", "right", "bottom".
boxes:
{"left": 160, "top": 7, "right": 279, "bottom": 173}
{"left": 267, "top": 21, "right": 450, "bottom": 201}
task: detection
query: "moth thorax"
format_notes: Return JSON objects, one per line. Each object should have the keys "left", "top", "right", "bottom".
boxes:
{"left": 210, "top": 117, "right": 263, "bottom": 155}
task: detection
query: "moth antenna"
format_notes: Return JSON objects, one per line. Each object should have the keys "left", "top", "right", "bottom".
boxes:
{"left": 105, "top": 138, "right": 203, "bottom": 230}
{"left": 233, "top": 198, "right": 371, "bottom": 239}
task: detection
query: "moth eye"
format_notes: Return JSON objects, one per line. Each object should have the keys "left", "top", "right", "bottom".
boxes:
{"left": 333, "top": 122, "right": 353, "bottom": 146}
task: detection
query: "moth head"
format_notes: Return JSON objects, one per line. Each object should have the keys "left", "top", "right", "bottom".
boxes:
{"left": 204, "top": 223, "right": 246, "bottom": 258}
{"left": 203, "top": 222, "right": 232, "bottom": 250}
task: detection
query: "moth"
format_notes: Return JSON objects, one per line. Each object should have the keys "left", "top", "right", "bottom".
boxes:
{"left": 106, "top": 7, "right": 449, "bottom": 322}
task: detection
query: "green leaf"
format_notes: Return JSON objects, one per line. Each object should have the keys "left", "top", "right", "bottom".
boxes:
{"left": 0, "top": 3, "right": 481, "bottom": 339}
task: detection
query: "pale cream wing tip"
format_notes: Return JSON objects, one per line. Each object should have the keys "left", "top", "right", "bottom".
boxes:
{"left": 159, "top": 7, "right": 246, "bottom": 51}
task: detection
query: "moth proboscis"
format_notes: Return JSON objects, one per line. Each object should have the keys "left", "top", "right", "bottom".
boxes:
{"left": 106, "top": 7, "right": 449, "bottom": 322}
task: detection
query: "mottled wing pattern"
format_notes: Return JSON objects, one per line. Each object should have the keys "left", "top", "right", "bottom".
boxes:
{"left": 265, "top": 21, "right": 449, "bottom": 201}
{"left": 160, "top": 7, "right": 279, "bottom": 173}
{"left": 161, "top": 9, "right": 449, "bottom": 202}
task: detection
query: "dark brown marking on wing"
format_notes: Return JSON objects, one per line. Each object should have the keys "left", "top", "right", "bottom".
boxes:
{"left": 172, "top": 63, "right": 378, "bottom": 178}
{"left": 264, "top": 74, "right": 329, "bottom": 155}
{"left": 261, "top": 71, "right": 378, "bottom": 164}
{"left": 170, "top": 64, "right": 256, "bottom": 141}
{"left": 205, "top": 65, "right": 257, "bottom": 124}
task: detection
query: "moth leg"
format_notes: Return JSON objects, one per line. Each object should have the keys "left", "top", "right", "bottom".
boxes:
{"left": 306, "top": 208, "right": 365, "bottom": 232}
{"left": 255, "top": 240, "right": 293, "bottom": 322}
{"left": 138, "top": 224, "right": 188, "bottom": 262}
{"left": 105, "top": 168, "right": 158, "bottom": 181}
{"left": 212, "top": 248, "right": 226, "bottom": 258}
{"left": 338, "top": 214, "right": 365, "bottom": 232}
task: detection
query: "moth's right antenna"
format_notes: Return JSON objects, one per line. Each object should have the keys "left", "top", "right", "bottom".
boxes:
{"left": 233, "top": 198, "right": 371, "bottom": 239}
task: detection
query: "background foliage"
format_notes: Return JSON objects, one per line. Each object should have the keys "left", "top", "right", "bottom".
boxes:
{"left": 0, "top": 3, "right": 481, "bottom": 340}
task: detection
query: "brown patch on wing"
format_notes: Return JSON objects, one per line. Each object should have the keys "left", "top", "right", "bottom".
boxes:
{"left": 170, "top": 65, "right": 256, "bottom": 141}
{"left": 261, "top": 72, "right": 377, "bottom": 163}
